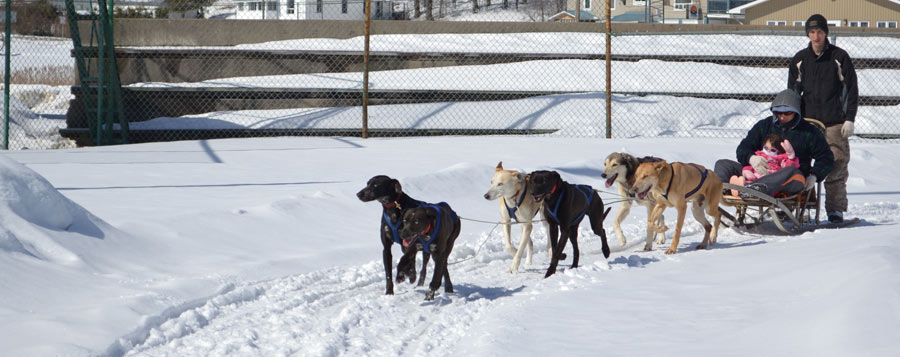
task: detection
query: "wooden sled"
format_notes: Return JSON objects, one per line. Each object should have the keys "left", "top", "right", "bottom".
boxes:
{"left": 720, "top": 182, "right": 825, "bottom": 234}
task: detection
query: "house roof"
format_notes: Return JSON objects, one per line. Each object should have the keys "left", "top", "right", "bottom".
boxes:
{"left": 611, "top": 11, "right": 646, "bottom": 22}
{"left": 727, "top": 0, "right": 900, "bottom": 15}
{"left": 549, "top": 10, "right": 601, "bottom": 21}
{"left": 727, "top": 0, "right": 767, "bottom": 15}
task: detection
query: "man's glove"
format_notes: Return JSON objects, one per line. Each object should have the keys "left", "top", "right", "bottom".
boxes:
{"left": 749, "top": 155, "right": 769, "bottom": 176}
{"left": 805, "top": 174, "right": 817, "bottom": 191}
{"left": 842, "top": 121, "right": 854, "bottom": 138}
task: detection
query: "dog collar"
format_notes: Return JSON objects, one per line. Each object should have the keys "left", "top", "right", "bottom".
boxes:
{"left": 504, "top": 184, "right": 529, "bottom": 222}
{"left": 382, "top": 194, "right": 404, "bottom": 209}
{"left": 662, "top": 163, "right": 675, "bottom": 200}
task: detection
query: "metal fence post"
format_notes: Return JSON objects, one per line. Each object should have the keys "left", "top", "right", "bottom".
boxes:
{"left": 605, "top": 0, "right": 611, "bottom": 139}
{"left": 3, "top": 0, "right": 11, "bottom": 150}
{"left": 362, "top": 0, "right": 371, "bottom": 139}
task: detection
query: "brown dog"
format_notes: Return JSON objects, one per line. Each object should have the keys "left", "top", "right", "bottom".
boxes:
{"left": 632, "top": 160, "right": 723, "bottom": 254}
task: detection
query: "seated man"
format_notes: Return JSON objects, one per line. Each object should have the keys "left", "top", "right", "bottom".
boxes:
{"left": 714, "top": 89, "right": 834, "bottom": 197}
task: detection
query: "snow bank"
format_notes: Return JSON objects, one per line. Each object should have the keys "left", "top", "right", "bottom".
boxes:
{"left": 0, "top": 155, "right": 108, "bottom": 265}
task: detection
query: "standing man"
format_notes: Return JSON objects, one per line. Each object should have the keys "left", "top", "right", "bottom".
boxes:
{"left": 788, "top": 14, "right": 858, "bottom": 223}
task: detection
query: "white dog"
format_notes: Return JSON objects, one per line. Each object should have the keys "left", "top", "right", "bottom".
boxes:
{"left": 483, "top": 162, "right": 547, "bottom": 273}
{"left": 601, "top": 152, "right": 666, "bottom": 248}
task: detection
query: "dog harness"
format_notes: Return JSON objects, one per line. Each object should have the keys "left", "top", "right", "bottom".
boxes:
{"left": 415, "top": 202, "right": 457, "bottom": 254}
{"left": 383, "top": 197, "right": 424, "bottom": 244}
{"left": 661, "top": 163, "right": 708, "bottom": 200}
{"left": 545, "top": 184, "right": 594, "bottom": 226}
{"left": 504, "top": 184, "right": 529, "bottom": 222}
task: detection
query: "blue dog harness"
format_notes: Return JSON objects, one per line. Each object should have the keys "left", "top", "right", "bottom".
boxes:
{"left": 415, "top": 202, "right": 457, "bottom": 254}
{"left": 545, "top": 184, "right": 594, "bottom": 227}
{"left": 504, "top": 184, "right": 529, "bottom": 222}
{"left": 382, "top": 197, "right": 424, "bottom": 244}
{"left": 661, "top": 163, "right": 708, "bottom": 200}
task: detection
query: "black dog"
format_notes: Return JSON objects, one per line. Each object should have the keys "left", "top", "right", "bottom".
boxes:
{"left": 529, "top": 170, "right": 611, "bottom": 278}
{"left": 398, "top": 202, "right": 461, "bottom": 301}
{"left": 357, "top": 175, "right": 431, "bottom": 295}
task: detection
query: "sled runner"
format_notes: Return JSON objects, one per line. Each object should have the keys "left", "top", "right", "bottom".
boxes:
{"left": 720, "top": 182, "right": 858, "bottom": 234}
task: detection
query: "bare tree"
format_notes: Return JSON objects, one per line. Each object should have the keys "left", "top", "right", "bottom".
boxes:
{"left": 425, "top": 0, "right": 434, "bottom": 20}
{"left": 524, "top": 0, "right": 553, "bottom": 22}
{"left": 414, "top": 0, "right": 421, "bottom": 18}
{"left": 473, "top": 0, "right": 479, "bottom": 13}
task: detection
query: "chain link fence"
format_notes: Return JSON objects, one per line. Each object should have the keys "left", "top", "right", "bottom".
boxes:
{"left": 2, "top": 8, "right": 900, "bottom": 148}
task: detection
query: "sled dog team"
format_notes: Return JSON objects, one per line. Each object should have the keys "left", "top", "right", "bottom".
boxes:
{"left": 358, "top": 154, "right": 724, "bottom": 301}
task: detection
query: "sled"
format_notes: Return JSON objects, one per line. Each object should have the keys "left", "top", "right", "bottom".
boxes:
{"left": 719, "top": 182, "right": 857, "bottom": 234}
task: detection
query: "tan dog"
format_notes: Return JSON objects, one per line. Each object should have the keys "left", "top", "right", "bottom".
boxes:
{"left": 632, "top": 160, "right": 723, "bottom": 254}
{"left": 483, "top": 162, "right": 546, "bottom": 273}
{"left": 601, "top": 152, "right": 666, "bottom": 248}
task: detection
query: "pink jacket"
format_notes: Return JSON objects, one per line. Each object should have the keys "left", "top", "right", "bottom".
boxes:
{"left": 742, "top": 151, "right": 800, "bottom": 181}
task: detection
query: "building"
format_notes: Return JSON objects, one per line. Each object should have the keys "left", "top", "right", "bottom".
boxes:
{"left": 549, "top": 10, "right": 601, "bottom": 22}
{"left": 561, "top": 0, "right": 900, "bottom": 27}
{"left": 727, "top": 0, "right": 900, "bottom": 28}
{"left": 49, "top": 0, "right": 164, "bottom": 15}
{"left": 231, "top": 0, "right": 395, "bottom": 20}
{"left": 562, "top": 0, "right": 715, "bottom": 24}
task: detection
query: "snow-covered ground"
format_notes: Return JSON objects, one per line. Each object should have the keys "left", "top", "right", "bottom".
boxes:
{"left": 1, "top": 31, "right": 899, "bottom": 356}
{"left": 2, "top": 135, "right": 900, "bottom": 356}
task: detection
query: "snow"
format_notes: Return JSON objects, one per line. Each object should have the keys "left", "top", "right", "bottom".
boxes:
{"left": 1, "top": 30, "right": 900, "bottom": 356}
{"left": 2, "top": 135, "right": 900, "bottom": 356}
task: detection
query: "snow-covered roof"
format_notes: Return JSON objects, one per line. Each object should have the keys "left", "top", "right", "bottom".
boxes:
{"left": 727, "top": 0, "right": 768, "bottom": 15}
{"left": 549, "top": 10, "right": 601, "bottom": 22}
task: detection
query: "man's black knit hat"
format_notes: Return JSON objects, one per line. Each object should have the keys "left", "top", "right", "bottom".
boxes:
{"left": 805, "top": 14, "right": 829, "bottom": 35}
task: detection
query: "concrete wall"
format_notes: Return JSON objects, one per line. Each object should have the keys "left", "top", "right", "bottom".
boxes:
{"left": 79, "top": 18, "right": 830, "bottom": 47}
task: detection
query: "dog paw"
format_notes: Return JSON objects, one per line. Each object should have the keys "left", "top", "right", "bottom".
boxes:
{"left": 695, "top": 244, "right": 707, "bottom": 250}
{"left": 654, "top": 236, "right": 666, "bottom": 245}
{"left": 652, "top": 225, "right": 669, "bottom": 234}
{"left": 665, "top": 247, "right": 677, "bottom": 255}
{"left": 424, "top": 290, "right": 436, "bottom": 301}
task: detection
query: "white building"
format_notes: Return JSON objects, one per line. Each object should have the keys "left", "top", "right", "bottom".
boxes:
{"left": 231, "top": 0, "right": 395, "bottom": 20}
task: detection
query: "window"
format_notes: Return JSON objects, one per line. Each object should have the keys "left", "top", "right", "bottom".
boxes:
{"left": 267, "top": 1, "right": 276, "bottom": 11}
{"left": 766, "top": 20, "right": 786, "bottom": 26}
{"left": 249, "top": 2, "right": 258, "bottom": 10}
{"left": 342, "top": 0, "right": 348, "bottom": 13}
{"left": 877, "top": 21, "right": 898, "bottom": 28}
{"left": 316, "top": 0, "right": 322, "bottom": 13}
{"left": 674, "top": 0, "right": 692, "bottom": 10}
{"left": 849, "top": 21, "right": 869, "bottom": 28}
{"left": 238, "top": 2, "right": 244, "bottom": 11}
{"left": 287, "top": 0, "right": 294, "bottom": 14}
{"left": 583, "top": 0, "right": 591, "bottom": 10}
{"left": 633, "top": 0, "right": 646, "bottom": 5}
{"left": 376, "top": 1, "right": 383, "bottom": 17}
{"left": 793, "top": 21, "right": 803, "bottom": 27}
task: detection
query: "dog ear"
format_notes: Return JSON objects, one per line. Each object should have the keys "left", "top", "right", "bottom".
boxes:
{"left": 392, "top": 179, "right": 403, "bottom": 194}
{"left": 654, "top": 161, "right": 665, "bottom": 174}
{"left": 552, "top": 171, "right": 561, "bottom": 182}
{"left": 496, "top": 161, "right": 504, "bottom": 171}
